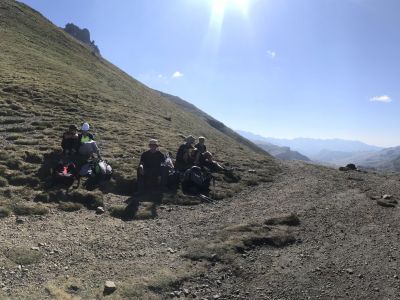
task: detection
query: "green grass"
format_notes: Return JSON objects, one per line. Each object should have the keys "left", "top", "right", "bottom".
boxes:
{"left": 0, "top": 0, "right": 279, "bottom": 211}
{"left": 58, "top": 202, "right": 83, "bottom": 212}
{"left": 13, "top": 203, "right": 49, "bottom": 215}
{"left": 183, "top": 221, "right": 298, "bottom": 264}
{"left": 0, "top": 206, "right": 11, "bottom": 218}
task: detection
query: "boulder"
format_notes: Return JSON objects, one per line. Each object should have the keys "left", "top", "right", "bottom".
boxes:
{"left": 103, "top": 281, "right": 116, "bottom": 294}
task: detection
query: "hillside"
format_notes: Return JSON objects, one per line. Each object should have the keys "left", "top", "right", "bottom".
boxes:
{"left": 355, "top": 146, "right": 400, "bottom": 172}
{"left": 0, "top": 0, "right": 277, "bottom": 205}
{"left": 256, "top": 142, "right": 311, "bottom": 162}
{"left": 156, "top": 91, "right": 267, "bottom": 156}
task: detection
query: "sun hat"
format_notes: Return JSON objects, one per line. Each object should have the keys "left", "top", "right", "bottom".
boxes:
{"left": 199, "top": 136, "right": 205, "bottom": 140}
{"left": 149, "top": 139, "right": 159, "bottom": 146}
{"left": 82, "top": 122, "right": 90, "bottom": 131}
{"left": 185, "top": 135, "right": 195, "bottom": 144}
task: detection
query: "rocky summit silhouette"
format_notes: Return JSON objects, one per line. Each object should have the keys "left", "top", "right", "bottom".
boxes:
{"left": 63, "top": 23, "right": 100, "bottom": 55}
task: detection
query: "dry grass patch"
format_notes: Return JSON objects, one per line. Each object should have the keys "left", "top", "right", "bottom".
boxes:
{"left": 0, "top": 176, "right": 8, "bottom": 187}
{"left": 0, "top": 206, "right": 11, "bottom": 218}
{"left": 58, "top": 202, "right": 83, "bottom": 212}
{"left": 4, "top": 246, "right": 43, "bottom": 265}
{"left": 184, "top": 221, "right": 299, "bottom": 264}
{"left": 13, "top": 203, "right": 49, "bottom": 215}
{"left": 265, "top": 213, "right": 300, "bottom": 226}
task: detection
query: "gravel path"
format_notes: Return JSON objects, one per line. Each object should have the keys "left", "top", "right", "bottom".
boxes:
{"left": 1, "top": 160, "right": 399, "bottom": 299}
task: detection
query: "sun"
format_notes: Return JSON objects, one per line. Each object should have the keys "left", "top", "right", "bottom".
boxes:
{"left": 211, "top": 0, "right": 251, "bottom": 17}
{"left": 205, "top": 0, "right": 252, "bottom": 55}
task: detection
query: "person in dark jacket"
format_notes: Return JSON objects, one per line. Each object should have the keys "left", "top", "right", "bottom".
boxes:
{"left": 194, "top": 136, "right": 206, "bottom": 164}
{"left": 77, "top": 122, "right": 101, "bottom": 159}
{"left": 137, "top": 139, "right": 169, "bottom": 193}
{"left": 61, "top": 124, "right": 79, "bottom": 156}
{"left": 175, "top": 135, "right": 196, "bottom": 172}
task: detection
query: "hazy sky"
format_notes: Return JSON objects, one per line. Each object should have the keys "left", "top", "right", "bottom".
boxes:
{"left": 20, "top": 0, "right": 400, "bottom": 147}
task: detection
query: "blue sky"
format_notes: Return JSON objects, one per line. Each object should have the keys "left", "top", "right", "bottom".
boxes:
{"left": 21, "top": 0, "right": 400, "bottom": 147}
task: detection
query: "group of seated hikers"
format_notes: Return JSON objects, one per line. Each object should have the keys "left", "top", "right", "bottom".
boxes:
{"left": 61, "top": 123, "right": 101, "bottom": 159}
{"left": 55, "top": 122, "right": 108, "bottom": 185}
{"left": 59, "top": 123, "right": 230, "bottom": 194}
{"left": 137, "top": 135, "right": 230, "bottom": 195}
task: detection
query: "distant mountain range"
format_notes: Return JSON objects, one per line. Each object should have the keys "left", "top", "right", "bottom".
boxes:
{"left": 256, "top": 142, "right": 310, "bottom": 161}
{"left": 236, "top": 130, "right": 400, "bottom": 172}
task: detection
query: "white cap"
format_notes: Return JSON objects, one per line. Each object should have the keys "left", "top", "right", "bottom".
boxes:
{"left": 82, "top": 122, "right": 90, "bottom": 131}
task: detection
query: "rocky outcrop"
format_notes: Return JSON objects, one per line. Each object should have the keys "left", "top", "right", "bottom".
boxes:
{"left": 63, "top": 23, "right": 100, "bottom": 55}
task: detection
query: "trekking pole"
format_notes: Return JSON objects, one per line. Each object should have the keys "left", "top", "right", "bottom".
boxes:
{"left": 212, "top": 176, "right": 216, "bottom": 199}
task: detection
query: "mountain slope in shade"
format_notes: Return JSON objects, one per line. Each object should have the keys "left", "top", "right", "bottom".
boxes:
{"left": 256, "top": 142, "right": 311, "bottom": 161}
{"left": 355, "top": 146, "right": 400, "bottom": 172}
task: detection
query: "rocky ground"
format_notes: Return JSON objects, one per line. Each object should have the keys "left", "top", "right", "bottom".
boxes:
{"left": 1, "top": 160, "right": 400, "bottom": 299}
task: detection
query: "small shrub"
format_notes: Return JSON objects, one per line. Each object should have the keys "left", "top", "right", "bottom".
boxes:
{"left": 109, "top": 205, "right": 127, "bottom": 218}
{"left": 0, "top": 206, "right": 11, "bottom": 218}
{"left": 5, "top": 135, "right": 20, "bottom": 141}
{"left": 13, "top": 203, "right": 49, "bottom": 216}
{"left": 0, "top": 176, "right": 8, "bottom": 187}
{"left": 0, "top": 151, "right": 9, "bottom": 161}
{"left": 34, "top": 192, "right": 49, "bottom": 203}
{"left": 5, "top": 247, "right": 43, "bottom": 265}
{"left": 5, "top": 158, "right": 22, "bottom": 170}
{"left": 135, "top": 202, "right": 156, "bottom": 220}
{"left": 246, "top": 179, "right": 259, "bottom": 186}
{"left": 1, "top": 119, "right": 25, "bottom": 124}
{"left": 24, "top": 151, "right": 43, "bottom": 164}
{"left": 58, "top": 202, "right": 83, "bottom": 212}
{"left": 70, "top": 191, "right": 104, "bottom": 209}
{"left": 14, "top": 139, "right": 38, "bottom": 146}
{"left": 8, "top": 174, "right": 40, "bottom": 187}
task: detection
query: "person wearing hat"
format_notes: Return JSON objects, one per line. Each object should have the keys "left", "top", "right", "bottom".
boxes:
{"left": 194, "top": 136, "right": 207, "bottom": 165}
{"left": 61, "top": 124, "right": 79, "bottom": 156}
{"left": 137, "top": 139, "right": 169, "bottom": 193}
{"left": 77, "top": 122, "right": 101, "bottom": 159}
{"left": 175, "top": 135, "right": 196, "bottom": 172}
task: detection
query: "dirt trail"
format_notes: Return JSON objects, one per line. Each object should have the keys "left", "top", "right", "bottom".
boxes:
{"left": 1, "top": 160, "right": 400, "bottom": 299}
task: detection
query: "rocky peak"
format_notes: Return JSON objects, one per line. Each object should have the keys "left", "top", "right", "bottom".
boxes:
{"left": 63, "top": 23, "right": 100, "bottom": 55}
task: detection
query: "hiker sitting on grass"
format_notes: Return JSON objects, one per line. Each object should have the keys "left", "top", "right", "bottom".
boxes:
{"left": 175, "top": 135, "right": 196, "bottom": 172}
{"left": 198, "top": 151, "right": 228, "bottom": 173}
{"left": 77, "top": 122, "right": 101, "bottom": 159}
{"left": 136, "top": 139, "right": 169, "bottom": 193}
{"left": 61, "top": 124, "right": 79, "bottom": 156}
{"left": 194, "top": 136, "right": 207, "bottom": 165}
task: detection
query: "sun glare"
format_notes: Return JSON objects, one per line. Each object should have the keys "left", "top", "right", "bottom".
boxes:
{"left": 211, "top": 0, "right": 251, "bottom": 17}
{"left": 205, "top": 0, "right": 252, "bottom": 55}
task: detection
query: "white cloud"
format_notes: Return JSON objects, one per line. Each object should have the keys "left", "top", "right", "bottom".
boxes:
{"left": 370, "top": 95, "right": 392, "bottom": 103}
{"left": 266, "top": 50, "right": 276, "bottom": 59}
{"left": 157, "top": 74, "right": 163, "bottom": 78}
{"left": 172, "top": 71, "right": 184, "bottom": 78}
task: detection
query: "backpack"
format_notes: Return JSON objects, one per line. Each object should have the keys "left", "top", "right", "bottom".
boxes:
{"left": 53, "top": 160, "right": 78, "bottom": 185}
{"left": 79, "top": 159, "right": 112, "bottom": 180}
{"left": 182, "top": 166, "right": 212, "bottom": 192}
{"left": 167, "top": 170, "right": 180, "bottom": 190}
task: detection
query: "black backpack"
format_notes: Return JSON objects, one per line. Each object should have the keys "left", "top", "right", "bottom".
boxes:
{"left": 182, "top": 166, "right": 212, "bottom": 192}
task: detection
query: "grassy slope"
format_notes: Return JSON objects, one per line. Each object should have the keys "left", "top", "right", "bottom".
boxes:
{"left": 0, "top": 0, "right": 278, "bottom": 207}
